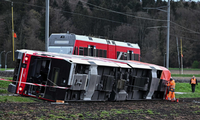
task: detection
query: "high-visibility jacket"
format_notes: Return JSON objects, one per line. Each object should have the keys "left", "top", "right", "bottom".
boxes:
{"left": 191, "top": 78, "right": 197, "bottom": 84}
{"left": 167, "top": 80, "right": 175, "bottom": 90}
{"left": 167, "top": 80, "right": 176, "bottom": 101}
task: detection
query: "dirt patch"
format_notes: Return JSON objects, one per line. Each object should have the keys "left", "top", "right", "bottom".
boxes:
{"left": 0, "top": 98, "right": 200, "bottom": 120}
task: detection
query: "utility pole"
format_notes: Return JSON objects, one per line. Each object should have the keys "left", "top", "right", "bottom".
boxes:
{"left": 45, "top": 0, "right": 49, "bottom": 51}
{"left": 180, "top": 38, "right": 183, "bottom": 74}
{"left": 176, "top": 36, "right": 181, "bottom": 74}
{"left": 11, "top": 2, "right": 15, "bottom": 61}
{"left": 166, "top": 0, "right": 170, "bottom": 69}
{"left": 143, "top": 1, "right": 170, "bottom": 69}
{"left": 5, "top": 51, "right": 11, "bottom": 70}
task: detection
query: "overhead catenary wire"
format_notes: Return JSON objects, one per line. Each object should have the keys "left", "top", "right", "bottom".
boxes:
{"left": 170, "top": 34, "right": 199, "bottom": 42}
{"left": 170, "top": 21, "right": 200, "bottom": 35}
{"left": 79, "top": 0, "right": 168, "bottom": 22}
{"left": 3, "top": 0, "right": 200, "bottom": 37}
{"left": 82, "top": 0, "right": 200, "bottom": 35}
{"left": 7, "top": 1, "right": 136, "bottom": 26}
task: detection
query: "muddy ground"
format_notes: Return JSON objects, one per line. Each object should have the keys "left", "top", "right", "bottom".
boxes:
{"left": 0, "top": 98, "right": 200, "bottom": 120}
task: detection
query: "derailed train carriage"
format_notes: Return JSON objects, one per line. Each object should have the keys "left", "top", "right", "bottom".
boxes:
{"left": 8, "top": 49, "right": 171, "bottom": 101}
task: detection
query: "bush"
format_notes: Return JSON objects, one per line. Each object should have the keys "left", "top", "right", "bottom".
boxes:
{"left": 192, "top": 61, "right": 199, "bottom": 68}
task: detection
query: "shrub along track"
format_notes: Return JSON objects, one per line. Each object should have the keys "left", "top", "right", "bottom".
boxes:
{"left": 0, "top": 98, "right": 200, "bottom": 120}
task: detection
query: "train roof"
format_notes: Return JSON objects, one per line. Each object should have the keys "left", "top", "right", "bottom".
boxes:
{"left": 18, "top": 49, "right": 169, "bottom": 71}
{"left": 50, "top": 33, "right": 140, "bottom": 49}
{"left": 76, "top": 34, "right": 140, "bottom": 49}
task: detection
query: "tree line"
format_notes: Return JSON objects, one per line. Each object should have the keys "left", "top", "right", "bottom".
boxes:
{"left": 0, "top": 0, "right": 200, "bottom": 68}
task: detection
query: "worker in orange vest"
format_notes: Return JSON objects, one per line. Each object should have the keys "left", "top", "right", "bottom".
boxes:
{"left": 167, "top": 78, "right": 176, "bottom": 101}
{"left": 190, "top": 76, "right": 198, "bottom": 93}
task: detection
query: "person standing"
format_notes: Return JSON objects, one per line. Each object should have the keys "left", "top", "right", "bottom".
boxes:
{"left": 167, "top": 78, "right": 176, "bottom": 101}
{"left": 190, "top": 76, "right": 198, "bottom": 93}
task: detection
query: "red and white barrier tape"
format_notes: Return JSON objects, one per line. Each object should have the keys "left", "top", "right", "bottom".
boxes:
{"left": 0, "top": 78, "right": 70, "bottom": 90}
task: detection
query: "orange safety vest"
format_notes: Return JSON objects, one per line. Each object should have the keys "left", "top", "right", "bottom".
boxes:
{"left": 170, "top": 80, "right": 175, "bottom": 89}
{"left": 167, "top": 80, "right": 175, "bottom": 89}
{"left": 191, "top": 78, "right": 196, "bottom": 84}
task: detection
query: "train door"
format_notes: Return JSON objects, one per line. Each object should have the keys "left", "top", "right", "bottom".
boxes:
{"left": 107, "top": 40, "right": 116, "bottom": 59}
{"left": 127, "top": 50, "right": 134, "bottom": 60}
{"left": 88, "top": 45, "right": 96, "bottom": 57}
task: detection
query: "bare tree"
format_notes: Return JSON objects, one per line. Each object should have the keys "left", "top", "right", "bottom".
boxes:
{"left": 112, "top": 24, "right": 137, "bottom": 43}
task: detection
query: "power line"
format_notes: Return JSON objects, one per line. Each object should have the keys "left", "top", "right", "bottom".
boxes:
{"left": 4, "top": 0, "right": 200, "bottom": 36}
{"left": 170, "top": 21, "right": 200, "bottom": 35}
{"left": 10, "top": 1, "right": 140, "bottom": 27}
{"left": 170, "top": 34, "right": 199, "bottom": 42}
{"left": 68, "top": 0, "right": 106, "bottom": 12}
{"left": 84, "top": 0, "right": 200, "bottom": 35}
{"left": 80, "top": 0, "right": 167, "bottom": 22}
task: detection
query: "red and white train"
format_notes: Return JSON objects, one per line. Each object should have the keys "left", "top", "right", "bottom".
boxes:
{"left": 48, "top": 33, "right": 140, "bottom": 61}
{"left": 8, "top": 49, "right": 171, "bottom": 102}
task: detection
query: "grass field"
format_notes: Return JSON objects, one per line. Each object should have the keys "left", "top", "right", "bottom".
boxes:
{"left": 0, "top": 68, "right": 14, "bottom": 71}
{"left": 171, "top": 74, "right": 200, "bottom": 77}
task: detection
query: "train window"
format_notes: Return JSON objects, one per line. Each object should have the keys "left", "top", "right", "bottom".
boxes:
{"left": 118, "top": 52, "right": 127, "bottom": 60}
{"left": 123, "top": 53, "right": 127, "bottom": 60}
{"left": 96, "top": 49, "right": 99, "bottom": 57}
{"left": 79, "top": 47, "right": 84, "bottom": 55}
{"left": 49, "top": 67, "right": 59, "bottom": 91}
{"left": 142, "top": 70, "right": 148, "bottom": 77}
{"left": 73, "top": 47, "right": 78, "bottom": 55}
{"left": 103, "top": 50, "right": 107, "bottom": 58}
{"left": 117, "top": 51, "right": 120, "bottom": 59}
{"left": 99, "top": 49, "right": 103, "bottom": 57}
{"left": 127, "top": 43, "right": 132, "bottom": 47}
{"left": 76, "top": 47, "right": 78, "bottom": 55}
{"left": 134, "top": 54, "right": 139, "bottom": 61}
{"left": 136, "top": 69, "right": 142, "bottom": 77}
{"left": 107, "top": 41, "right": 111, "bottom": 44}
{"left": 157, "top": 70, "right": 162, "bottom": 78}
{"left": 127, "top": 51, "right": 134, "bottom": 60}
{"left": 132, "top": 52, "right": 134, "bottom": 60}
{"left": 60, "top": 35, "right": 65, "bottom": 38}
{"left": 88, "top": 37, "right": 93, "bottom": 40}
{"left": 112, "top": 41, "right": 115, "bottom": 44}
{"left": 89, "top": 45, "right": 95, "bottom": 56}
{"left": 84, "top": 47, "right": 88, "bottom": 56}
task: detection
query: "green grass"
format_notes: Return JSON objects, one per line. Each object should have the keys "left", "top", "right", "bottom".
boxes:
{"left": 0, "top": 81, "right": 11, "bottom": 89}
{"left": 0, "top": 68, "right": 14, "bottom": 71}
{"left": 171, "top": 74, "right": 200, "bottom": 77}
{"left": 0, "top": 89, "right": 10, "bottom": 94}
{"left": 175, "top": 83, "right": 200, "bottom": 98}
{"left": 0, "top": 96, "right": 37, "bottom": 103}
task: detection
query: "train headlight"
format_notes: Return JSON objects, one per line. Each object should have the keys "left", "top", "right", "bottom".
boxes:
{"left": 24, "top": 56, "right": 29, "bottom": 62}
{"left": 19, "top": 86, "right": 23, "bottom": 92}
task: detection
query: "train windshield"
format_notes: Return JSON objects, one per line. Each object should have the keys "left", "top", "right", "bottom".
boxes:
{"left": 48, "top": 33, "right": 76, "bottom": 55}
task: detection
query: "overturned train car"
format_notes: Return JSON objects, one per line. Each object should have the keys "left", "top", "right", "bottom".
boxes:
{"left": 8, "top": 49, "right": 171, "bottom": 101}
